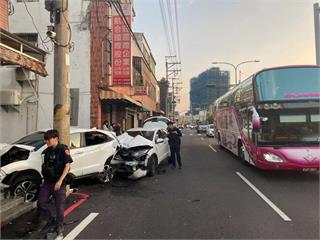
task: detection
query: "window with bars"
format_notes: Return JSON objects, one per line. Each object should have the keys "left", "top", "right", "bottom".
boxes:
{"left": 133, "top": 57, "right": 143, "bottom": 86}
{"left": 102, "top": 39, "right": 112, "bottom": 80}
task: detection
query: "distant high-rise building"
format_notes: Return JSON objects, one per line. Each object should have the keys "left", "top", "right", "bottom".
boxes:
{"left": 189, "top": 67, "right": 229, "bottom": 114}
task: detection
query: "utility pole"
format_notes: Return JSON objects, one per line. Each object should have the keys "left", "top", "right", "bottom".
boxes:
{"left": 165, "top": 56, "right": 181, "bottom": 122}
{"left": 45, "top": 0, "right": 70, "bottom": 145}
{"left": 314, "top": 3, "right": 320, "bottom": 65}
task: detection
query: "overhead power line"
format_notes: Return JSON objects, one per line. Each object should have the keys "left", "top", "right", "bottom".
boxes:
{"left": 174, "top": 0, "right": 181, "bottom": 62}
{"left": 159, "top": 0, "right": 173, "bottom": 55}
{"left": 166, "top": 0, "right": 177, "bottom": 57}
{"left": 21, "top": 0, "right": 50, "bottom": 52}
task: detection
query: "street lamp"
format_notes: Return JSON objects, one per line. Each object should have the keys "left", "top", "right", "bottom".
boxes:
{"left": 212, "top": 60, "right": 260, "bottom": 85}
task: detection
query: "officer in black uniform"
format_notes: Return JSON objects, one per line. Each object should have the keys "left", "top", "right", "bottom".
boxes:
{"left": 37, "top": 129, "right": 72, "bottom": 237}
{"left": 167, "top": 121, "right": 182, "bottom": 169}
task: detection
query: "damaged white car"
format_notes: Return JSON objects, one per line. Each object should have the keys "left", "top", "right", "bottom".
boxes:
{"left": 110, "top": 128, "right": 170, "bottom": 179}
{"left": 0, "top": 128, "right": 117, "bottom": 201}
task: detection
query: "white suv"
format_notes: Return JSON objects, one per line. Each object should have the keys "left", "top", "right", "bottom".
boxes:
{"left": 111, "top": 128, "right": 170, "bottom": 179}
{"left": 0, "top": 128, "right": 118, "bottom": 201}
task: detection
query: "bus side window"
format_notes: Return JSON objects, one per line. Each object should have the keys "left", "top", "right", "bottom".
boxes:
{"left": 247, "top": 109, "right": 254, "bottom": 142}
{"left": 239, "top": 109, "right": 249, "bottom": 138}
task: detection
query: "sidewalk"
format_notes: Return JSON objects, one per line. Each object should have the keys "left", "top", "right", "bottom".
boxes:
{"left": 1, "top": 193, "right": 84, "bottom": 239}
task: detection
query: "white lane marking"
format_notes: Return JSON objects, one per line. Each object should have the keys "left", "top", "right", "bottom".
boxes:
{"left": 197, "top": 134, "right": 201, "bottom": 136}
{"left": 208, "top": 145, "right": 217, "bottom": 152}
{"left": 190, "top": 134, "right": 193, "bottom": 136}
{"left": 236, "top": 172, "right": 291, "bottom": 222}
{"left": 201, "top": 137, "right": 204, "bottom": 141}
{"left": 64, "top": 213, "right": 99, "bottom": 240}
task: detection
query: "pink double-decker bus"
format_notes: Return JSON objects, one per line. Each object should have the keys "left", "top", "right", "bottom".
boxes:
{"left": 213, "top": 65, "right": 320, "bottom": 170}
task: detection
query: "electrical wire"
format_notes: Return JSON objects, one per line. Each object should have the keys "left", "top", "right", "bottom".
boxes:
{"left": 159, "top": 0, "right": 173, "bottom": 55}
{"left": 174, "top": 0, "right": 181, "bottom": 62}
{"left": 21, "top": 0, "right": 50, "bottom": 52}
{"left": 51, "top": 10, "right": 74, "bottom": 51}
{"left": 22, "top": 68, "right": 52, "bottom": 128}
{"left": 166, "top": 0, "right": 177, "bottom": 57}
{"left": 174, "top": 0, "right": 183, "bottom": 94}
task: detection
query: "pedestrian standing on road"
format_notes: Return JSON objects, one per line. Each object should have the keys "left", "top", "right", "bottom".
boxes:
{"left": 102, "top": 120, "right": 110, "bottom": 131}
{"left": 37, "top": 129, "right": 73, "bottom": 238}
{"left": 167, "top": 121, "right": 182, "bottom": 169}
{"left": 114, "top": 123, "right": 122, "bottom": 136}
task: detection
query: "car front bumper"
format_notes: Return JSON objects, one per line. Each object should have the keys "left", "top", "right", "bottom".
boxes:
{"left": 110, "top": 160, "right": 148, "bottom": 179}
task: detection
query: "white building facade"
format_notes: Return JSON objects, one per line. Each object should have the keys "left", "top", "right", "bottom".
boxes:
{"left": 0, "top": 0, "right": 91, "bottom": 143}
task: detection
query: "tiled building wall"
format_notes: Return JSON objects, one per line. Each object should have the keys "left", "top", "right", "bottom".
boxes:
{"left": 0, "top": 0, "right": 8, "bottom": 30}
{"left": 90, "top": 0, "right": 112, "bottom": 128}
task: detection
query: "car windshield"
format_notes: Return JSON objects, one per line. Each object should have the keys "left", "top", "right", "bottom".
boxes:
{"left": 13, "top": 132, "right": 45, "bottom": 151}
{"left": 258, "top": 109, "right": 320, "bottom": 146}
{"left": 127, "top": 130, "right": 155, "bottom": 141}
{"left": 255, "top": 67, "right": 320, "bottom": 102}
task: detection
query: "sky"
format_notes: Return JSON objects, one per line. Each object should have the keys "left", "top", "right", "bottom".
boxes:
{"left": 132, "top": 0, "right": 318, "bottom": 113}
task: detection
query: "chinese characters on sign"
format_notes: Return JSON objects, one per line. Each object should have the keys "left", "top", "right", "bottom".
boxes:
{"left": 112, "top": 3, "right": 131, "bottom": 85}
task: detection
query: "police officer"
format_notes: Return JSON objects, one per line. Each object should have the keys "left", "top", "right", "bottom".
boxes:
{"left": 167, "top": 121, "right": 182, "bottom": 169}
{"left": 37, "top": 129, "right": 73, "bottom": 237}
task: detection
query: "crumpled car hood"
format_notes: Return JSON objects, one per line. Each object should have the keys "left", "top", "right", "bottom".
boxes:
{"left": 118, "top": 133, "right": 153, "bottom": 149}
{"left": 0, "top": 144, "right": 35, "bottom": 156}
{"left": 0, "top": 144, "right": 34, "bottom": 167}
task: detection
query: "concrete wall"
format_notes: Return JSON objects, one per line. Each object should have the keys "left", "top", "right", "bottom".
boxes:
{"left": 0, "top": 68, "right": 36, "bottom": 143}
{"left": 0, "top": 0, "right": 91, "bottom": 143}
{"left": 69, "top": 0, "right": 91, "bottom": 128}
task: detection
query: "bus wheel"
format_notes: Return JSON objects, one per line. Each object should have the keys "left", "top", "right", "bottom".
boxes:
{"left": 238, "top": 143, "right": 249, "bottom": 166}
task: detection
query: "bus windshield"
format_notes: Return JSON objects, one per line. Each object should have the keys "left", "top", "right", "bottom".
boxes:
{"left": 255, "top": 67, "right": 320, "bottom": 102}
{"left": 258, "top": 109, "right": 320, "bottom": 146}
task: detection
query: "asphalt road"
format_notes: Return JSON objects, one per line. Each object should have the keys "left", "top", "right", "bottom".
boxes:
{"left": 2, "top": 129, "right": 319, "bottom": 239}
{"left": 60, "top": 128, "right": 319, "bottom": 239}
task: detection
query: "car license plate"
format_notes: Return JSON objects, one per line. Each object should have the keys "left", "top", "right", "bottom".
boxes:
{"left": 302, "top": 168, "right": 318, "bottom": 172}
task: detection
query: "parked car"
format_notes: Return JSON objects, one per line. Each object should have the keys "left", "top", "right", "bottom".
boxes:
{"left": 0, "top": 128, "right": 118, "bottom": 202}
{"left": 206, "top": 124, "right": 215, "bottom": 137}
{"left": 178, "top": 125, "right": 184, "bottom": 130}
{"left": 110, "top": 128, "right": 170, "bottom": 179}
{"left": 197, "top": 124, "right": 208, "bottom": 133}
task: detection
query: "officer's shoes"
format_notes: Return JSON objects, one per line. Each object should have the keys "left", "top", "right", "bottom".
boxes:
{"left": 56, "top": 225, "right": 64, "bottom": 237}
{"left": 37, "top": 219, "right": 54, "bottom": 233}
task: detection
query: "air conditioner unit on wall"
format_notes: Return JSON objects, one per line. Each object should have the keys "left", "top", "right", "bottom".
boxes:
{"left": 16, "top": 68, "right": 36, "bottom": 82}
{"left": 0, "top": 90, "right": 22, "bottom": 105}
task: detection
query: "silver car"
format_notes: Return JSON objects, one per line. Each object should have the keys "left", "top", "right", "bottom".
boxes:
{"left": 206, "top": 124, "right": 215, "bottom": 137}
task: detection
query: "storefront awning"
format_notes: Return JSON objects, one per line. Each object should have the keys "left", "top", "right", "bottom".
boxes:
{"left": 0, "top": 28, "right": 48, "bottom": 77}
{"left": 100, "top": 89, "right": 142, "bottom": 107}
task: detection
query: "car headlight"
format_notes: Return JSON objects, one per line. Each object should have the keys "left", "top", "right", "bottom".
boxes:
{"left": 132, "top": 149, "right": 149, "bottom": 159}
{"left": 263, "top": 153, "right": 284, "bottom": 163}
{"left": 0, "top": 169, "right": 7, "bottom": 181}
